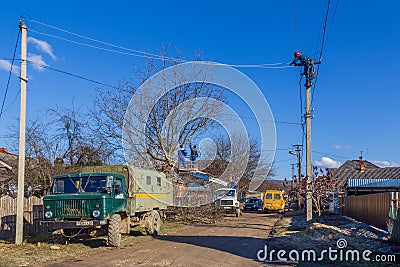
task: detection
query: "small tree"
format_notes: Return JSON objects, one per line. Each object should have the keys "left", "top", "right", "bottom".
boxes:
{"left": 311, "top": 167, "right": 344, "bottom": 221}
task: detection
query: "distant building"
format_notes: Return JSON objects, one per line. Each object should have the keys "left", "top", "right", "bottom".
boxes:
{"left": 0, "top": 148, "right": 17, "bottom": 183}
{"left": 256, "top": 179, "right": 287, "bottom": 192}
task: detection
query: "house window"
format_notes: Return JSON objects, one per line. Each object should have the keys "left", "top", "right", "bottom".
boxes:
{"left": 146, "top": 176, "right": 151, "bottom": 185}
{"left": 157, "top": 177, "right": 161, "bottom": 186}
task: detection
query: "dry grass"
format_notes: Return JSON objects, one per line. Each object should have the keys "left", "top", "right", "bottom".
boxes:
{"left": 0, "top": 221, "right": 185, "bottom": 267}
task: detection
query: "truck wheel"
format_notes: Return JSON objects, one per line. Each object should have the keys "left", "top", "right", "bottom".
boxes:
{"left": 146, "top": 210, "right": 161, "bottom": 235}
{"left": 108, "top": 213, "right": 121, "bottom": 247}
{"left": 53, "top": 229, "right": 68, "bottom": 245}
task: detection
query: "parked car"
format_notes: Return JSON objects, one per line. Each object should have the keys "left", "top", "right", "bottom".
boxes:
{"left": 244, "top": 198, "right": 263, "bottom": 211}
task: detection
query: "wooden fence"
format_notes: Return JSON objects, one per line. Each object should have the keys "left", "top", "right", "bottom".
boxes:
{"left": 341, "top": 192, "right": 391, "bottom": 230}
{"left": 0, "top": 196, "right": 44, "bottom": 240}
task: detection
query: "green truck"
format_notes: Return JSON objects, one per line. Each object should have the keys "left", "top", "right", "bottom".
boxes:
{"left": 41, "top": 165, "right": 173, "bottom": 246}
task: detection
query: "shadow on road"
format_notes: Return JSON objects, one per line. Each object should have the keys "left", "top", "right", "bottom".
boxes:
{"left": 155, "top": 235, "right": 267, "bottom": 261}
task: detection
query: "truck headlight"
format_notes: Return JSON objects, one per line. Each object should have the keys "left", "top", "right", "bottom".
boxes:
{"left": 92, "top": 210, "right": 100, "bottom": 218}
{"left": 44, "top": 211, "right": 53, "bottom": 219}
{"left": 234, "top": 202, "right": 239, "bottom": 207}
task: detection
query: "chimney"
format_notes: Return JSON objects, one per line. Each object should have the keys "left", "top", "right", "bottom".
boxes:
{"left": 359, "top": 156, "right": 366, "bottom": 172}
{"left": 0, "top": 148, "right": 8, "bottom": 153}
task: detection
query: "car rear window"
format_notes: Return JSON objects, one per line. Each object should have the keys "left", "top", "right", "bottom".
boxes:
{"left": 266, "top": 193, "right": 272, "bottom": 199}
{"left": 274, "top": 194, "right": 281, "bottom": 200}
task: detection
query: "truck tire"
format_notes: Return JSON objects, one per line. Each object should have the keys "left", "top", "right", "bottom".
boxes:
{"left": 53, "top": 229, "right": 68, "bottom": 245}
{"left": 146, "top": 210, "right": 161, "bottom": 235}
{"left": 108, "top": 213, "right": 121, "bottom": 247}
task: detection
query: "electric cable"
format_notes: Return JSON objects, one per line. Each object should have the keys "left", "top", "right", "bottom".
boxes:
{"left": 0, "top": 30, "right": 20, "bottom": 118}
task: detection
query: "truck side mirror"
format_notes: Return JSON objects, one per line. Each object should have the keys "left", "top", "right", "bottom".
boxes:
{"left": 106, "top": 176, "right": 113, "bottom": 189}
{"left": 115, "top": 184, "right": 121, "bottom": 195}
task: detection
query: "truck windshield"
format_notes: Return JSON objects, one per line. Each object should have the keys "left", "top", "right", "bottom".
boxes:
{"left": 52, "top": 176, "right": 108, "bottom": 194}
{"left": 217, "top": 189, "right": 235, "bottom": 197}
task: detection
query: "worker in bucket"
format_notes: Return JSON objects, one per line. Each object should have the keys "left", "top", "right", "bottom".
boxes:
{"left": 189, "top": 143, "right": 199, "bottom": 161}
{"left": 178, "top": 145, "right": 187, "bottom": 167}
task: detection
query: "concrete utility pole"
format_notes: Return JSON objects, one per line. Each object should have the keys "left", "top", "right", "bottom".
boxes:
{"left": 293, "top": 144, "right": 302, "bottom": 186}
{"left": 290, "top": 163, "right": 296, "bottom": 191}
{"left": 290, "top": 51, "right": 320, "bottom": 222}
{"left": 16, "top": 19, "right": 28, "bottom": 245}
{"left": 290, "top": 144, "right": 302, "bottom": 208}
{"left": 305, "top": 82, "right": 313, "bottom": 222}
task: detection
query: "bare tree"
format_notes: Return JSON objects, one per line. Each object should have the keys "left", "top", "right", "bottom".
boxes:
{"left": 49, "top": 106, "right": 112, "bottom": 166}
{"left": 92, "top": 53, "right": 225, "bottom": 173}
{"left": 202, "top": 133, "right": 274, "bottom": 194}
{"left": 6, "top": 106, "right": 112, "bottom": 195}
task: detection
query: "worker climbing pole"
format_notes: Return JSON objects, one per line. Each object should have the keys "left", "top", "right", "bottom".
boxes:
{"left": 291, "top": 51, "right": 320, "bottom": 222}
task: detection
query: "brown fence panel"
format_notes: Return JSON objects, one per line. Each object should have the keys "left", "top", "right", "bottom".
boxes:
{"left": 0, "top": 196, "right": 44, "bottom": 240}
{"left": 342, "top": 192, "right": 391, "bottom": 230}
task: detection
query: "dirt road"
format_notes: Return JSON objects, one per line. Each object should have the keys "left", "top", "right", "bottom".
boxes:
{"left": 44, "top": 212, "right": 280, "bottom": 267}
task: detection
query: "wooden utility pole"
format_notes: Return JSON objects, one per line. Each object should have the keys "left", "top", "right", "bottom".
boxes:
{"left": 16, "top": 19, "right": 28, "bottom": 245}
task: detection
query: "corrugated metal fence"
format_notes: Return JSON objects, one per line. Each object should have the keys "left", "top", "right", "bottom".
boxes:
{"left": 341, "top": 192, "right": 391, "bottom": 230}
{"left": 0, "top": 196, "right": 44, "bottom": 240}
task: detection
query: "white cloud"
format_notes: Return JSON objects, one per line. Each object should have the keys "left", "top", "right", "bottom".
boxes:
{"left": 314, "top": 157, "right": 342, "bottom": 168}
{"left": 333, "top": 145, "right": 350, "bottom": 150}
{"left": 372, "top": 160, "right": 400, "bottom": 168}
{"left": 0, "top": 59, "right": 20, "bottom": 75}
{"left": 27, "top": 53, "right": 48, "bottom": 71}
{"left": 27, "top": 37, "right": 57, "bottom": 60}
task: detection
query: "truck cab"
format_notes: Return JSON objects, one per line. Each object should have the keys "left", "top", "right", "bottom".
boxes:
{"left": 43, "top": 173, "right": 124, "bottom": 224}
{"left": 214, "top": 188, "right": 241, "bottom": 217}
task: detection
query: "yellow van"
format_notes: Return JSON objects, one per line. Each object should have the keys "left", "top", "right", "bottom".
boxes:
{"left": 263, "top": 190, "right": 285, "bottom": 213}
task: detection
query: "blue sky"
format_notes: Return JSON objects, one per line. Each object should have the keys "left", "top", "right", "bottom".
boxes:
{"left": 0, "top": 0, "right": 399, "bottom": 180}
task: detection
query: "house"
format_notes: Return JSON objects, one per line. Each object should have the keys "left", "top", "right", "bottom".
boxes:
{"left": 328, "top": 157, "right": 400, "bottom": 195}
{"left": 328, "top": 156, "right": 400, "bottom": 192}
{"left": 0, "top": 148, "right": 17, "bottom": 183}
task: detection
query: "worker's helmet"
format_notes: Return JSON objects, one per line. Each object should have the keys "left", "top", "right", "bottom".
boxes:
{"left": 294, "top": 51, "right": 301, "bottom": 57}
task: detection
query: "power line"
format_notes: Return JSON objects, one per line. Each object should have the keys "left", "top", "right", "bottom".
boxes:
{"left": 29, "top": 29, "right": 170, "bottom": 61}
{"left": 274, "top": 120, "right": 301, "bottom": 125}
{"left": 312, "top": 150, "right": 351, "bottom": 160}
{"left": 2, "top": 90, "right": 20, "bottom": 114}
{"left": 262, "top": 148, "right": 292, "bottom": 152}
{"left": 0, "top": 30, "right": 20, "bottom": 118}
{"left": 325, "top": 0, "right": 340, "bottom": 53}
{"left": 274, "top": 158, "right": 295, "bottom": 163}
{"left": 30, "top": 19, "right": 182, "bottom": 61}
{"left": 28, "top": 19, "right": 293, "bottom": 69}
{"left": 27, "top": 60, "right": 120, "bottom": 89}
{"left": 222, "top": 114, "right": 301, "bottom": 125}
{"left": 311, "top": 0, "right": 335, "bottom": 106}
{"left": 318, "top": 0, "right": 331, "bottom": 62}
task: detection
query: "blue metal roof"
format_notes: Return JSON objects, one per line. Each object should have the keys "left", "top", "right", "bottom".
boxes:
{"left": 348, "top": 178, "right": 400, "bottom": 188}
